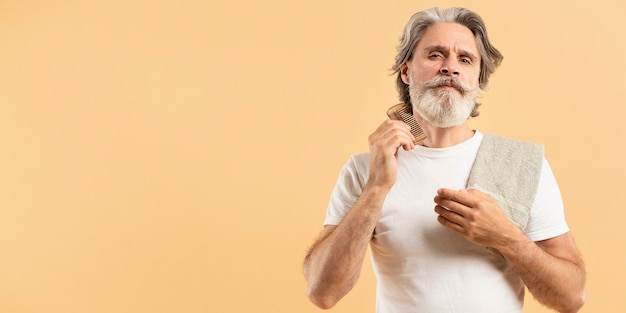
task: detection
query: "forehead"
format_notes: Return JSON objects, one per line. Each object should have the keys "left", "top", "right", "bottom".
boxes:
{"left": 416, "top": 22, "right": 479, "bottom": 56}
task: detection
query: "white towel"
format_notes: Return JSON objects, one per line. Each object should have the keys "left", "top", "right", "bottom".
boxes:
{"left": 467, "top": 134, "right": 544, "bottom": 230}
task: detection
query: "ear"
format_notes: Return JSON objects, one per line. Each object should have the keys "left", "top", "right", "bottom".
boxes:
{"left": 400, "top": 63, "right": 410, "bottom": 85}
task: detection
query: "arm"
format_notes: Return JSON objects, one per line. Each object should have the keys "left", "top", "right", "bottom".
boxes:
{"left": 303, "top": 120, "right": 414, "bottom": 309}
{"left": 504, "top": 231, "right": 585, "bottom": 313}
{"left": 303, "top": 185, "right": 388, "bottom": 309}
{"left": 434, "top": 189, "right": 585, "bottom": 313}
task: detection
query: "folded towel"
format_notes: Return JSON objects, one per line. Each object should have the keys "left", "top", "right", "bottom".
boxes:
{"left": 467, "top": 134, "right": 544, "bottom": 230}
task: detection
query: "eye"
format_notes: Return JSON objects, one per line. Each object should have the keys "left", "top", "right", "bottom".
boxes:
{"left": 459, "top": 57, "right": 472, "bottom": 64}
{"left": 428, "top": 52, "right": 443, "bottom": 59}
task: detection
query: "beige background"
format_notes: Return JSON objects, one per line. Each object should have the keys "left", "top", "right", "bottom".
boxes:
{"left": 0, "top": 0, "right": 624, "bottom": 312}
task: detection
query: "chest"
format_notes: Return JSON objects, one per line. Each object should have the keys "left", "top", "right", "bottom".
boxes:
{"left": 372, "top": 155, "right": 475, "bottom": 256}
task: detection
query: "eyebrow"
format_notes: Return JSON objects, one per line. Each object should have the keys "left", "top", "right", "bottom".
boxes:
{"left": 423, "top": 45, "right": 479, "bottom": 61}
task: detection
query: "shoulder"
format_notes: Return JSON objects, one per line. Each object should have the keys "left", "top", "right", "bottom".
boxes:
{"left": 334, "top": 153, "right": 370, "bottom": 187}
{"left": 345, "top": 153, "right": 370, "bottom": 172}
{"left": 481, "top": 133, "right": 543, "bottom": 150}
{"left": 479, "top": 133, "right": 545, "bottom": 163}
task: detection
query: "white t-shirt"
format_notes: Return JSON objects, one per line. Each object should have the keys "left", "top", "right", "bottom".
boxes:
{"left": 324, "top": 131, "right": 569, "bottom": 313}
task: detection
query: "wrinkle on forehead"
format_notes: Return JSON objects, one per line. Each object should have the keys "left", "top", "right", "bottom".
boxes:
{"left": 416, "top": 23, "right": 480, "bottom": 61}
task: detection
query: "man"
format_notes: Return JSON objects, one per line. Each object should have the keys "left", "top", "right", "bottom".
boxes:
{"left": 303, "top": 7, "right": 585, "bottom": 313}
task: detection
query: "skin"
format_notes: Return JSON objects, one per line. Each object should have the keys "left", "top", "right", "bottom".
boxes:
{"left": 303, "top": 22, "right": 585, "bottom": 312}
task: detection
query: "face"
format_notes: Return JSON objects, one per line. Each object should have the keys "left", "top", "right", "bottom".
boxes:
{"left": 401, "top": 22, "right": 482, "bottom": 128}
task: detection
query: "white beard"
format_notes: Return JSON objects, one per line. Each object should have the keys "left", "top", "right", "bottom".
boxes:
{"left": 409, "top": 74, "right": 478, "bottom": 128}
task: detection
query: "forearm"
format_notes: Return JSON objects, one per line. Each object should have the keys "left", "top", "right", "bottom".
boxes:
{"left": 304, "top": 184, "right": 388, "bottom": 309}
{"left": 498, "top": 232, "right": 586, "bottom": 313}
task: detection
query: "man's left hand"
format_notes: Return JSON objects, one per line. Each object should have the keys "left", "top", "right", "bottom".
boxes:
{"left": 433, "top": 188, "right": 520, "bottom": 248}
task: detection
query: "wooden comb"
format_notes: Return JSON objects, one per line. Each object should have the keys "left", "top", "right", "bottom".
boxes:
{"left": 386, "top": 103, "right": 426, "bottom": 145}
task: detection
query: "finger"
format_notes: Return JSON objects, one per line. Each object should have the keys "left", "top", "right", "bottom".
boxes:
{"left": 403, "top": 123, "right": 416, "bottom": 144}
{"left": 433, "top": 197, "right": 469, "bottom": 217}
{"left": 371, "top": 121, "right": 413, "bottom": 145}
{"left": 464, "top": 188, "right": 493, "bottom": 201}
{"left": 437, "top": 188, "right": 478, "bottom": 207}
{"left": 436, "top": 213, "right": 465, "bottom": 233}
{"left": 434, "top": 190, "right": 475, "bottom": 216}
{"left": 434, "top": 204, "right": 466, "bottom": 226}
{"left": 378, "top": 122, "right": 414, "bottom": 151}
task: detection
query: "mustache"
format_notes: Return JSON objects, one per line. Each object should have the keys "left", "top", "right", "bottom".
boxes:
{"left": 420, "top": 75, "right": 476, "bottom": 94}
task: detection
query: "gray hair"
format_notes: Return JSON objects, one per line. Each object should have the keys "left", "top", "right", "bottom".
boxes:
{"left": 391, "top": 7, "right": 503, "bottom": 116}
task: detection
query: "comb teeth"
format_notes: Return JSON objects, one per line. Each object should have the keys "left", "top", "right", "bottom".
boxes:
{"left": 386, "top": 103, "right": 427, "bottom": 144}
{"left": 398, "top": 109, "right": 424, "bottom": 136}
{"left": 396, "top": 106, "right": 426, "bottom": 143}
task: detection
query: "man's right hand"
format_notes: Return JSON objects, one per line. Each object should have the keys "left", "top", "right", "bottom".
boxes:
{"left": 367, "top": 120, "right": 415, "bottom": 189}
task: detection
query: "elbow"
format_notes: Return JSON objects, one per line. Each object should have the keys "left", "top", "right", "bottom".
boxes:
{"left": 303, "top": 266, "right": 335, "bottom": 309}
{"left": 560, "top": 290, "right": 586, "bottom": 313}
{"left": 570, "top": 290, "right": 586, "bottom": 313}
{"left": 303, "top": 262, "right": 336, "bottom": 309}
{"left": 303, "top": 257, "right": 355, "bottom": 309}
{"left": 307, "top": 286, "right": 339, "bottom": 310}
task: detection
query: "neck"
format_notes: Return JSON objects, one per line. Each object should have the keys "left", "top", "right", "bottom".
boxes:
{"left": 414, "top": 114, "right": 475, "bottom": 148}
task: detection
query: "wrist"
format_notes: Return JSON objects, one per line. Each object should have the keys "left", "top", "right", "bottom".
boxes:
{"left": 494, "top": 228, "right": 532, "bottom": 260}
{"left": 363, "top": 181, "right": 393, "bottom": 196}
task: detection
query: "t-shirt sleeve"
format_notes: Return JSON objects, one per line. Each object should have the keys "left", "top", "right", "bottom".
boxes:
{"left": 524, "top": 158, "right": 570, "bottom": 241}
{"left": 323, "top": 155, "right": 368, "bottom": 226}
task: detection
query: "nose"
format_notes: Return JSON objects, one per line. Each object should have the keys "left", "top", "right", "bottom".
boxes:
{"left": 440, "top": 59, "right": 460, "bottom": 76}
